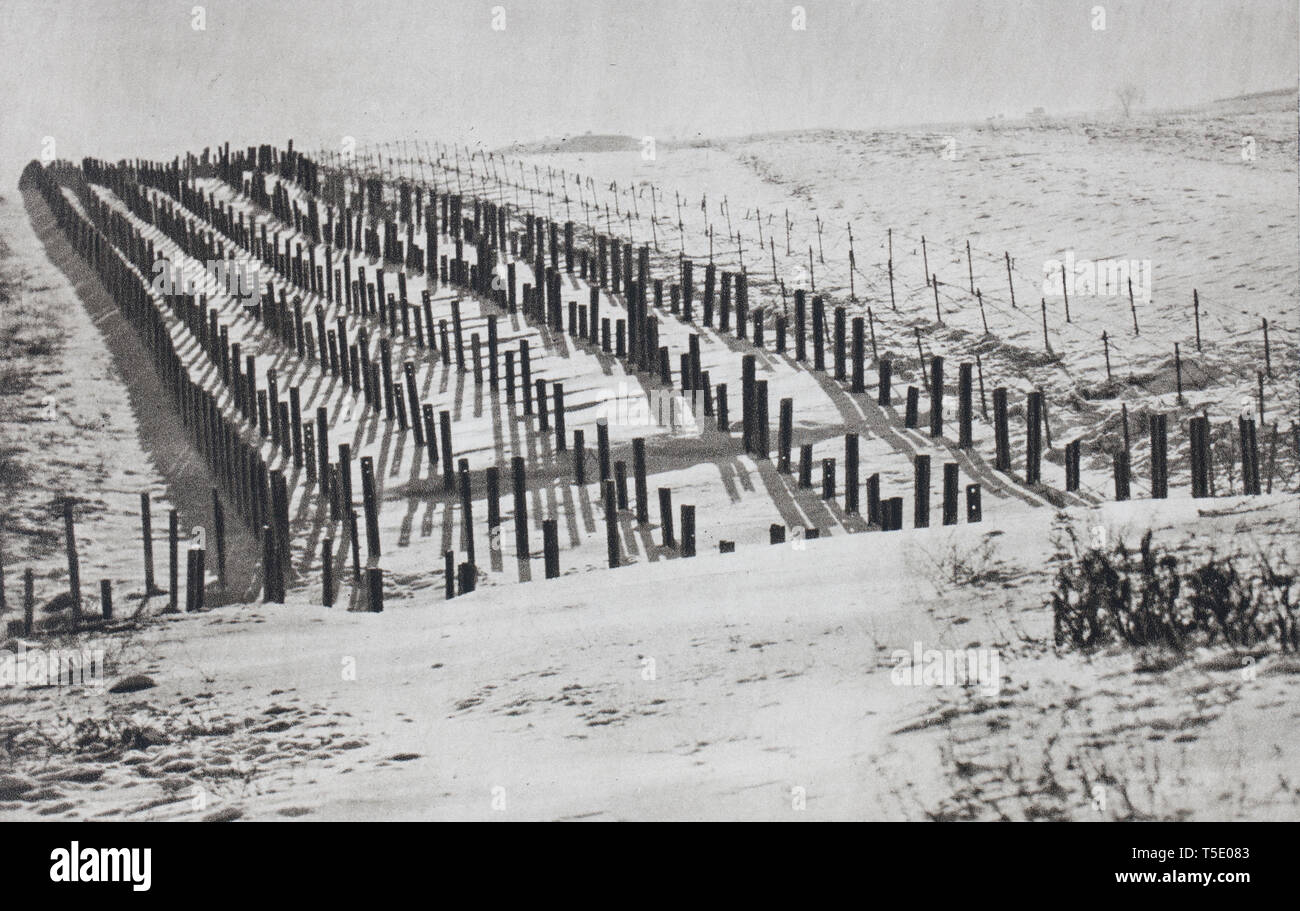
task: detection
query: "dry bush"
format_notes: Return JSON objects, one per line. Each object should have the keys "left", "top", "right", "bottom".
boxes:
{"left": 1051, "top": 530, "right": 1298, "bottom": 652}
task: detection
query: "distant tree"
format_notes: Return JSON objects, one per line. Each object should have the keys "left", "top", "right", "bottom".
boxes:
{"left": 1116, "top": 84, "right": 1145, "bottom": 118}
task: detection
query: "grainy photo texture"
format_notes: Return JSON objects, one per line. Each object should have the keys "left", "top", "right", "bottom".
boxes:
{"left": 0, "top": 0, "right": 1296, "bottom": 825}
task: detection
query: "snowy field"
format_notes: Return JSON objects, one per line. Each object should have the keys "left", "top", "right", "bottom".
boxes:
{"left": 1, "top": 89, "right": 1296, "bottom": 821}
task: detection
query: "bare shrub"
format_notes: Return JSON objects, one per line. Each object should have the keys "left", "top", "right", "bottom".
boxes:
{"left": 1051, "top": 530, "right": 1298, "bottom": 652}
{"left": 922, "top": 532, "right": 1009, "bottom": 592}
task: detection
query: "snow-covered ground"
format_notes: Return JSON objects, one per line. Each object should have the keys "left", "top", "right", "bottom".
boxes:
{"left": 2, "top": 494, "right": 1297, "bottom": 820}
{"left": 504, "top": 90, "right": 1298, "bottom": 494}
{"left": 0, "top": 193, "right": 180, "bottom": 606}
{"left": 1, "top": 91, "right": 1297, "bottom": 820}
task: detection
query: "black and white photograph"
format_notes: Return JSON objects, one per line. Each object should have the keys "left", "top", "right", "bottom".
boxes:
{"left": 0, "top": 0, "right": 1296, "bottom": 866}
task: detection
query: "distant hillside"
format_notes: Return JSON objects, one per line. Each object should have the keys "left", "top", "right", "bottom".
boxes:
{"left": 501, "top": 134, "right": 642, "bottom": 155}
{"left": 1211, "top": 86, "right": 1296, "bottom": 104}
{"left": 495, "top": 87, "right": 1297, "bottom": 158}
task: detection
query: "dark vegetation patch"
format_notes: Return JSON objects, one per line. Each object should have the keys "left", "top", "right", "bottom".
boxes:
{"left": 1052, "top": 529, "right": 1298, "bottom": 653}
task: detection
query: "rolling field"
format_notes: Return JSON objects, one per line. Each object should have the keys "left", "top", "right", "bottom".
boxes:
{"left": 1, "top": 90, "right": 1296, "bottom": 821}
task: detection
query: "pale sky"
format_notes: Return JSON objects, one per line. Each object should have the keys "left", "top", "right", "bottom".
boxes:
{"left": 0, "top": 0, "right": 1294, "bottom": 187}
